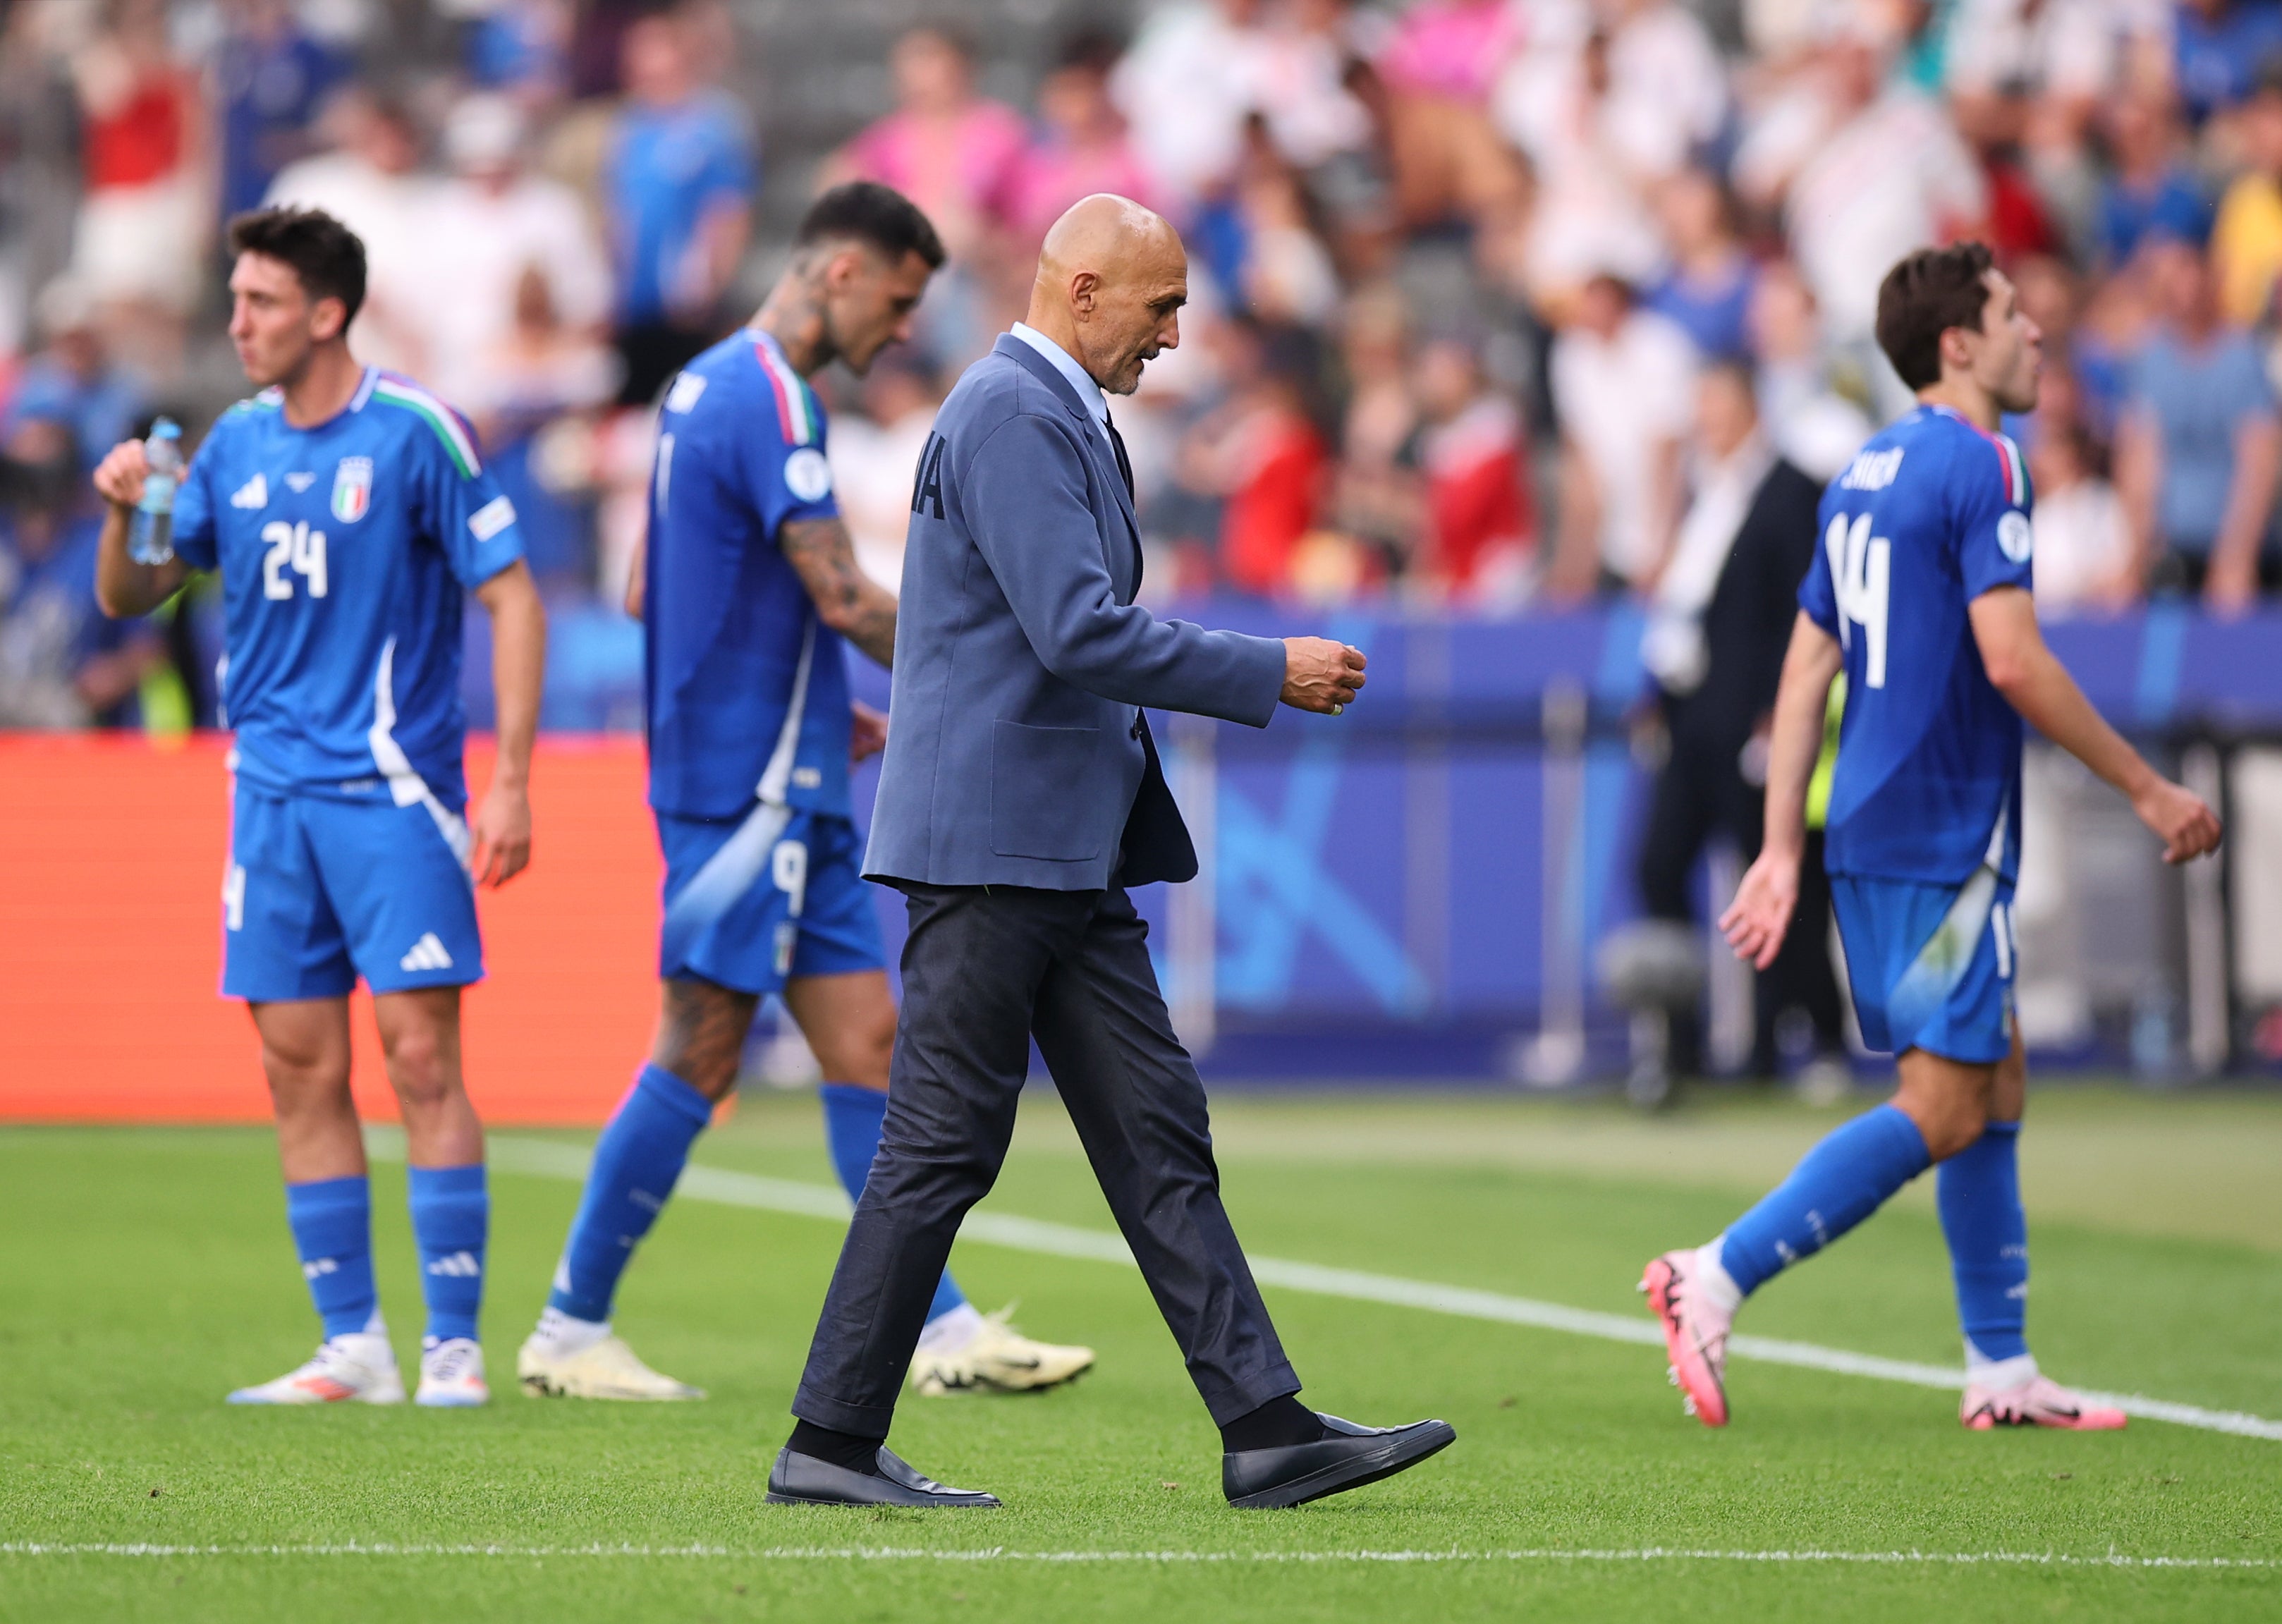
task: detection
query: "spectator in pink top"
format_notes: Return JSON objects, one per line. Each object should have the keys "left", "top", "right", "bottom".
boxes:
{"left": 1006, "top": 32, "right": 1157, "bottom": 247}
{"left": 836, "top": 25, "right": 1028, "bottom": 261}
{"left": 1376, "top": 0, "right": 1524, "bottom": 106}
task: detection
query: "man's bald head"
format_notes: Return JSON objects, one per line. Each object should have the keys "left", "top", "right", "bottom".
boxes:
{"left": 1025, "top": 194, "right": 1188, "bottom": 396}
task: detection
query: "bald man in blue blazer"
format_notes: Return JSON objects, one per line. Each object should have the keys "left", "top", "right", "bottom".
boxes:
{"left": 768, "top": 196, "right": 1456, "bottom": 1512}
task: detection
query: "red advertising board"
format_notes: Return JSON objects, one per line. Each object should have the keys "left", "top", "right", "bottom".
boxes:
{"left": 0, "top": 733, "right": 660, "bottom": 1123}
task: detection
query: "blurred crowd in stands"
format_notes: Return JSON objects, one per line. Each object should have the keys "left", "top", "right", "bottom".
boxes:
{"left": 4, "top": 0, "right": 2282, "bottom": 732}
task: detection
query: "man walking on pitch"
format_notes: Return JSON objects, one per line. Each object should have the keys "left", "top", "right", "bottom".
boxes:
{"left": 517, "top": 182, "right": 1094, "bottom": 1403}
{"left": 1645, "top": 242, "right": 2223, "bottom": 1431}
{"left": 94, "top": 207, "right": 547, "bottom": 1407}
{"left": 766, "top": 195, "right": 1456, "bottom": 1510}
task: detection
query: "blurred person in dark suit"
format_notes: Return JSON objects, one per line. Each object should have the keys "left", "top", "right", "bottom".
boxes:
{"left": 1635, "top": 358, "right": 1844, "bottom": 1079}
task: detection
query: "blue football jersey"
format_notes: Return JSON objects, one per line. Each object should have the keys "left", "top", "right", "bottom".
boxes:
{"left": 171, "top": 367, "right": 526, "bottom": 808}
{"left": 1800, "top": 404, "right": 2037, "bottom": 886}
{"left": 643, "top": 327, "right": 853, "bottom": 820}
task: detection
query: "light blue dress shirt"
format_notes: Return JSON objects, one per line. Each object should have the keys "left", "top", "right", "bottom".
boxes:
{"left": 1009, "top": 322, "right": 1110, "bottom": 439}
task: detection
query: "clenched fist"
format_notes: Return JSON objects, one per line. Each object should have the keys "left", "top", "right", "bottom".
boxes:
{"left": 1281, "top": 637, "right": 1366, "bottom": 714}
{"left": 92, "top": 439, "right": 151, "bottom": 509}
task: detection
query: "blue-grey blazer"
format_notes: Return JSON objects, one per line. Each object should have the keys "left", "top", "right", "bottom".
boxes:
{"left": 863, "top": 334, "right": 1287, "bottom": 891}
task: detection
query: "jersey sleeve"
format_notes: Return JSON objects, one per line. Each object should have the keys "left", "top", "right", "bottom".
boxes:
{"left": 170, "top": 434, "right": 219, "bottom": 571}
{"left": 741, "top": 384, "right": 841, "bottom": 543}
{"left": 1798, "top": 492, "right": 1840, "bottom": 635}
{"left": 1952, "top": 431, "right": 2036, "bottom": 601}
{"left": 415, "top": 413, "right": 527, "bottom": 588}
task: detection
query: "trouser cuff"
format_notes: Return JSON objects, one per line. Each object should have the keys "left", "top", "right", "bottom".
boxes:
{"left": 1197, "top": 1361, "right": 1303, "bottom": 1428}
{"left": 790, "top": 1382, "right": 898, "bottom": 1439}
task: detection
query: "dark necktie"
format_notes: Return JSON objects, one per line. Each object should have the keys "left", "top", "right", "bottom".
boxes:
{"left": 1103, "top": 408, "right": 1135, "bottom": 503}
{"left": 1102, "top": 405, "right": 1142, "bottom": 594}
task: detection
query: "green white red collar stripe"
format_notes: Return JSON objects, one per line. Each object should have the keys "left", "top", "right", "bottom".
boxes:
{"left": 370, "top": 371, "right": 482, "bottom": 477}
{"left": 751, "top": 329, "right": 817, "bottom": 446}
{"left": 1993, "top": 430, "right": 2027, "bottom": 505}
{"left": 1929, "top": 404, "right": 2028, "bottom": 506}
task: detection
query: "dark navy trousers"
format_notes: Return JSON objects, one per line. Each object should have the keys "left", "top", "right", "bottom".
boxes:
{"left": 790, "top": 882, "right": 1300, "bottom": 1436}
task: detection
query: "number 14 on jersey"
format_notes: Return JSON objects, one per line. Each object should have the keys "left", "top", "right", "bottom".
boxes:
{"left": 1826, "top": 511, "right": 1889, "bottom": 688}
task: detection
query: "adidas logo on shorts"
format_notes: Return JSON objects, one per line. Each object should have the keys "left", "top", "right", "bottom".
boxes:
{"left": 399, "top": 932, "right": 454, "bottom": 972}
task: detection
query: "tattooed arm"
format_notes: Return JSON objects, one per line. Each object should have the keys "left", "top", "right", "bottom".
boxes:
{"left": 779, "top": 515, "right": 897, "bottom": 668}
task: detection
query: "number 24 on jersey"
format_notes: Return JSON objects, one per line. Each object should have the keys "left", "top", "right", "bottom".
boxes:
{"left": 262, "top": 520, "right": 328, "bottom": 601}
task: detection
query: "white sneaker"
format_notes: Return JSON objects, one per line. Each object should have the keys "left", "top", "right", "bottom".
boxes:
{"left": 910, "top": 1305, "right": 1095, "bottom": 1396}
{"left": 416, "top": 1337, "right": 490, "bottom": 1408}
{"left": 227, "top": 1331, "right": 405, "bottom": 1405}
{"left": 517, "top": 1331, "right": 705, "bottom": 1400}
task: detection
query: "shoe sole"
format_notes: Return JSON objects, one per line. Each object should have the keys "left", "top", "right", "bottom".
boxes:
{"left": 416, "top": 1390, "right": 490, "bottom": 1408}
{"left": 1226, "top": 1422, "right": 1458, "bottom": 1510}
{"left": 1642, "top": 1257, "right": 1728, "bottom": 1428}
{"left": 225, "top": 1387, "right": 404, "bottom": 1406}
{"left": 915, "top": 1361, "right": 1095, "bottom": 1398}
{"left": 763, "top": 1489, "right": 1001, "bottom": 1509}
{"left": 518, "top": 1373, "right": 704, "bottom": 1402}
{"left": 1963, "top": 1408, "right": 2128, "bottom": 1431}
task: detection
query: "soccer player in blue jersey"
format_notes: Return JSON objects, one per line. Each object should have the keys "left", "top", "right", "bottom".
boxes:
{"left": 93, "top": 207, "right": 547, "bottom": 1408}
{"left": 1643, "top": 242, "right": 2222, "bottom": 1431}
{"left": 516, "top": 182, "right": 1094, "bottom": 1401}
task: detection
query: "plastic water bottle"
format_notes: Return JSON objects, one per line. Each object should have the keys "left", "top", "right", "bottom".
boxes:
{"left": 128, "top": 417, "right": 183, "bottom": 565}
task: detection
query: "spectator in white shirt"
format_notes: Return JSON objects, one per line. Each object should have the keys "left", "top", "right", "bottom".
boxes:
{"left": 1745, "top": 257, "right": 1876, "bottom": 482}
{"left": 264, "top": 86, "right": 440, "bottom": 376}
{"left": 1549, "top": 272, "right": 1697, "bottom": 597}
{"left": 1496, "top": 27, "right": 1672, "bottom": 304}
{"left": 2029, "top": 420, "right": 2135, "bottom": 614}
{"left": 424, "top": 92, "right": 614, "bottom": 413}
{"left": 1735, "top": 36, "right": 1987, "bottom": 376}
{"left": 827, "top": 351, "right": 944, "bottom": 592}
{"left": 1112, "top": 0, "right": 1270, "bottom": 207}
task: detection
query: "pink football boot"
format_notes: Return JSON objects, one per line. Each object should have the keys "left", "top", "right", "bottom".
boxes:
{"left": 1961, "top": 1374, "right": 2128, "bottom": 1431}
{"left": 1641, "top": 1251, "right": 1732, "bottom": 1427}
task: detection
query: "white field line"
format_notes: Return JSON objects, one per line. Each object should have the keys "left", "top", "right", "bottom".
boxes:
{"left": 371, "top": 1132, "right": 2282, "bottom": 1445}
{"left": 2, "top": 1542, "right": 2275, "bottom": 1570}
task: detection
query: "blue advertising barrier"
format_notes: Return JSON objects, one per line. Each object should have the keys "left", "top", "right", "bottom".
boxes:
{"left": 471, "top": 599, "right": 2282, "bottom": 1080}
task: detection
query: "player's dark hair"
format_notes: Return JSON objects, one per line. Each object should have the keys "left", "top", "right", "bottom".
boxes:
{"left": 794, "top": 181, "right": 946, "bottom": 271}
{"left": 1876, "top": 240, "right": 1997, "bottom": 390}
{"left": 226, "top": 206, "right": 368, "bottom": 327}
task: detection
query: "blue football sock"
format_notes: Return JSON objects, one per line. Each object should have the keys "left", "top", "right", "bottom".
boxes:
{"left": 547, "top": 1064, "right": 712, "bottom": 1324}
{"left": 819, "top": 1082, "right": 967, "bottom": 1325}
{"left": 1937, "top": 1119, "right": 2028, "bottom": 1364}
{"left": 285, "top": 1176, "right": 378, "bottom": 1340}
{"left": 408, "top": 1163, "right": 488, "bottom": 1345}
{"left": 1719, "top": 1104, "right": 1932, "bottom": 1298}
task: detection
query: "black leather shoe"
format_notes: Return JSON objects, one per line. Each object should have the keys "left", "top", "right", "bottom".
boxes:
{"left": 1223, "top": 1412, "right": 1456, "bottom": 1509}
{"left": 765, "top": 1445, "right": 1002, "bottom": 1508}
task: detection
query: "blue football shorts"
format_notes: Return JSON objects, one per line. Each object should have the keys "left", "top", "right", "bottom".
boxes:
{"left": 1830, "top": 867, "right": 2017, "bottom": 1065}
{"left": 655, "top": 805, "right": 886, "bottom": 994}
{"left": 223, "top": 781, "right": 483, "bottom": 1002}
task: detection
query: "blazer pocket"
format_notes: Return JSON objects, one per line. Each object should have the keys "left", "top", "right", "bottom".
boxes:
{"left": 990, "top": 720, "right": 1104, "bottom": 861}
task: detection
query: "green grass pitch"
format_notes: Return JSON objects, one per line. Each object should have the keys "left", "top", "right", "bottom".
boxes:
{"left": 3, "top": 1086, "right": 2278, "bottom": 1622}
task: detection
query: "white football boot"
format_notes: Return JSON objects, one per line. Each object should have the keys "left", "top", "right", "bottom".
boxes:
{"left": 517, "top": 1325, "right": 706, "bottom": 1400}
{"left": 1962, "top": 1372, "right": 2127, "bottom": 1431}
{"left": 1641, "top": 1250, "right": 1733, "bottom": 1427}
{"left": 227, "top": 1331, "right": 405, "bottom": 1405}
{"left": 910, "top": 1305, "right": 1096, "bottom": 1396}
{"left": 416, "top": 1337, "right": 491, "bottom": 1408}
